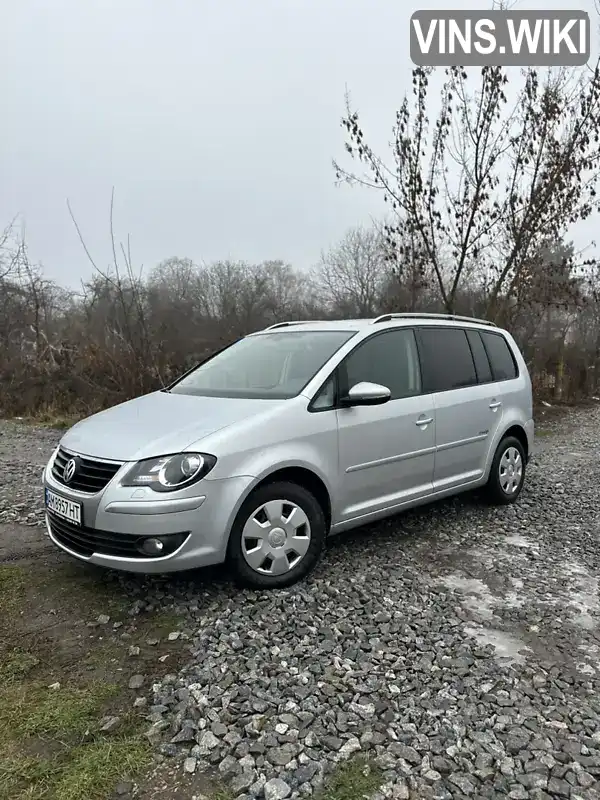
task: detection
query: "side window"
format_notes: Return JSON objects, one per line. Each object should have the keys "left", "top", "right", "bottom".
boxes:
{"left": 341, "top": 329, "right": 421, "bottom": 400}
{"left": 481, "top": 332, "right": 518, "bottom": 381}
{"left": 466, "top": 329, "right": 493, "bottom": 383}
{"left": 311, "top": 375, "right": 336, "bottom": 411}
{"left": 417, "top": 327, "right": 477, "bottom": 392}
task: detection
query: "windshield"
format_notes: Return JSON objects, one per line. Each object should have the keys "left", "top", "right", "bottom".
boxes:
{"left": 169, "top": 330, "right": 355, "bottom": 399}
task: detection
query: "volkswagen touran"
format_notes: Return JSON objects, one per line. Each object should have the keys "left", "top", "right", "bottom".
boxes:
{"left": 43, "top": 313, "right": 534, "bottom": 588}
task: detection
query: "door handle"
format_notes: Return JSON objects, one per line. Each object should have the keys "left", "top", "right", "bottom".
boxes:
{"left": 489, "top": 401, "right": 501, "bottom": 409}
{"left": 416, "top": 416, "right": 433, "bottom": 426}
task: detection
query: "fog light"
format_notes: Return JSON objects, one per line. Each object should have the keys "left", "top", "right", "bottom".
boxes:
{"left": 139, "top": 537, "right": 165, "bottom": 556}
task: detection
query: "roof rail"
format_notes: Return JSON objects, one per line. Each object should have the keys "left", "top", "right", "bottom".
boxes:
{"left": 371, "top": 312, "right": 497, "bottom": 328}
{"left": 264, "top": 320, "right": 314, "bottom": 330}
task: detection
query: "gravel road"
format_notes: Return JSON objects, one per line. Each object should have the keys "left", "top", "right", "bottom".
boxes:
{"left": 1, "top": 408, "right": 600, "bottom": 800}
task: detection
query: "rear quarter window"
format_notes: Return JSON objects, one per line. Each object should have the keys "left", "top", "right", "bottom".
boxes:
{"left": 466, "top": 329, "right": 493, "bottom": 383}
{"left": 481, "top": 331, "right": 518, "bottom": 381}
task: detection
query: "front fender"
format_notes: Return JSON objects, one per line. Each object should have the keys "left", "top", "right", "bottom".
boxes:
{"left": 207, "top": 445, "right": 338, "bottom": 546}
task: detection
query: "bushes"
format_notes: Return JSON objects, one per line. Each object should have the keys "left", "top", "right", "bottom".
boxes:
{"left": 0, "top": 229, "right": 597, "bottom": 418}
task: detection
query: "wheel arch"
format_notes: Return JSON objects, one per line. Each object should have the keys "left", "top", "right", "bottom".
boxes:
{"left": 502, "top": 424, "right": 529, "bottom": 461}
{"left": 483, "top": 422, "right": 530, "bottom": 484}
{"left": 229, "top": 466, "right": 332, "bottom": 536}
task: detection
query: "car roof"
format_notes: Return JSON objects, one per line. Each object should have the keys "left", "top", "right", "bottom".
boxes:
{"left": 252, "top": 314, "right": 499, "bottom": 334}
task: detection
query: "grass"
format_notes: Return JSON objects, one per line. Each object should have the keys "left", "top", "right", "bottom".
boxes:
{"left": 0, "top": 681, "right": 119, "bottom": 739}
{"left": 317, "top": 759, "right": 384, "bottom": 800}
{"left": 213, "top": 788, "right": 236, "bottom": 800}
{"left": 50, "top": 738, "right": 151, "bottom": 800}
{"left": 0, "top": 735, "right": 151, "bottom": 800}
{"left": 10, "top": 408, "right": 87, "bottom": 430}
{"left": 0, "top": 648, "right": 40, "bottom": 682}
{"left": 43, "top": 566, "right": 131, "bottom": 618}
{"left": 0, "top": 561, "right": 187, "bottom": 800}
{"left": 0, "top": 678, "right": 151, "bottom": 800}
{"left": 0, "top": 565, "right": 27, "bottom": 614}
{"left": 35, "top": 415, "right": 79, "bottom": 430}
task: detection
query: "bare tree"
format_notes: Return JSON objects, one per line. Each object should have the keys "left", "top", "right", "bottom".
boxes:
{"left": 335, "top": 63, "right": 600, "bottom": 319}
{"left": 313, "top": 225, "right": 389, "bottom": 316}
{"left": 68, "top": 190, "right": 163, "bottom": 392}
{"left": 0, "top": 218, "right": 28, "bottom": 283}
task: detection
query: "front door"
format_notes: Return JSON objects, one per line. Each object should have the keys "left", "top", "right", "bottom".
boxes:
{"left": 335, "top": 328, "right": 436, "bottom": 522}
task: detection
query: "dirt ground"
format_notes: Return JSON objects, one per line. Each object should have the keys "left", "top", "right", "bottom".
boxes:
{"left": 0, "top": 523, "right": 225, "bottom": 800}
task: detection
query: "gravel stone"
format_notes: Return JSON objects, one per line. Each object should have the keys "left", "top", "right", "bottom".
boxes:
{"left": 448, "top": 773, "right": 476, "bottom": 794}
{"left": 230, "top": 771, "right": 256, "bottom": 795}
{"left": 128, "top": 674, "right": 144, "bottom": 690}
{"left": 338, "top": 737, "right": 361, "bottom": 760}
{"left": 295, "top": 762, "right": 319, "bottom": 783}
{"left": 268, "top": 745, "right": 297, "bottom": 766}
{"left": 264, "top": 778, "right": 291, "bottom": 800}
{"left": 391, "top": 780, "right": 409, "bottom": 799}
{"left": 211, "top": 722, "right": 229, "bottom": 737}
{"left": 99, "top": 715, "right": 120, "bottom": 733}
{"left": 184, "top": 757, "right": 197, "bottom": 774}
{"left": 195, "top": 730, "right": 221, "bottom": 754}
{"left": 389, "top": 744, "right": 420, "bottom": 765}
{"left": 547, "top": 777, "right": 571, "bottom": 796}
{"left": 219, "top": 755, "right": 241, "bottom": 777}
{"left": 321, "top": 736, "right": 342, "bottom": 752}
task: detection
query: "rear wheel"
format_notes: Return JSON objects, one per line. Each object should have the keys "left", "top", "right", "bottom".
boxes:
{"left": 485, "top": 436, "right": 526, "bottom": 505}
{"left": 227, "top": 481, "right": 327, "bottom": 589}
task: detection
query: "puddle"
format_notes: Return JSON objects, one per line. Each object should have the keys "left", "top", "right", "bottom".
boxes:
{"left": 504, "top": 534, "right": 540, "bottom": 552}
{"left": 437, "top": 571, "right": 529, "bottom": 617}
{"left": 437, "top": 575, "right": 497, "bottom": 621}
{"left": 578, "top": 643, "right": 600, "bottom": 675}
{"left": 561, "top": 562, "right": 599, "bottom": 630}
{"left": 503, "top": 591, "right": 525, "bottom": 609}
{"left": 467, "top": 548, "right": 497, "bottom": 570}
{"left": 432, "top": 556, "right": 599, "bottom": 673}
{"left": 464, "top": 624, "right": 529, "bottom": 665}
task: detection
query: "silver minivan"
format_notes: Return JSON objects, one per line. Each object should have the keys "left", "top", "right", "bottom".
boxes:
{"left": 43, "top": 313, "right": 534, "bottom": 588}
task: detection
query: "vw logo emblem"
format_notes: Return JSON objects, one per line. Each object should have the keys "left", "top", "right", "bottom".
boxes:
{"left": 63, "top": 458, "right": 77, "bottom": 483}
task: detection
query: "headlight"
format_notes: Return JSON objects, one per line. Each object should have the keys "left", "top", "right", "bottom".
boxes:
{"left": 121, "top": 452, "right": 217, "bottom": 492}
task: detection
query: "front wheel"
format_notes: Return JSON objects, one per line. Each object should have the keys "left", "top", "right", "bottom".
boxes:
{"left": 227, "top": 481, "right": 327, "bottom": 589}
{"left": 485, "top": 436, "right": 526, "bottom": 505}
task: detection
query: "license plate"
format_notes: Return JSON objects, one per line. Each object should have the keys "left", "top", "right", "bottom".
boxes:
{"left": 45, "top": 489, "right": 82, "bottom": 526}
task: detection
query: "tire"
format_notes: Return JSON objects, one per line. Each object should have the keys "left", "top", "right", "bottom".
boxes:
{"left": 227, "top": 481, "right": 327, "bottom": 589}
{"left": 485, "top": 436, "right": 526, "bottom": 505}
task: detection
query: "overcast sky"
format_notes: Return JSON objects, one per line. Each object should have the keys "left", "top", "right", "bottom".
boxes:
{"left": 1, "top": 0, "right": 596, "bottom": 287}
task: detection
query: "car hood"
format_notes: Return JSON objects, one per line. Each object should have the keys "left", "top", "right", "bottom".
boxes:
{"left": 60, "top": 391, "right": 282, "bottom": 462}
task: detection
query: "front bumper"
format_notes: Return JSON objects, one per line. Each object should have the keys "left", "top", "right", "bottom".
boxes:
{"left": 43, "top": 452, "right": 253, "bottom": 573}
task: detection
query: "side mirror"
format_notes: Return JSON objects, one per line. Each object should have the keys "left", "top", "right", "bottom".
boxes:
{"left": 341, "top": 381, "right": 391, "bottom": 407}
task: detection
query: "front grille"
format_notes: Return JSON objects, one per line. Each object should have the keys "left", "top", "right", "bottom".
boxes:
{"left": 48, "top": 514, "right": 141, "bottom": 558}
{"left": 52, "top": 447, "right": 122, "bottom": 494}
{"left": 48, "top": 515, "right": 189, "bottom": 560}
